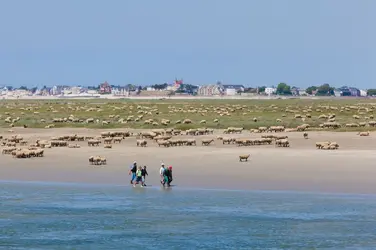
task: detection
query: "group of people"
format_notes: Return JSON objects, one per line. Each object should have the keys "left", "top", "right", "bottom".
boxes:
{"left": 128, "top": 162, "right": 173, "bottom": 187}
{"left": 159, "top": 163, "right": 173, "bottom": 187}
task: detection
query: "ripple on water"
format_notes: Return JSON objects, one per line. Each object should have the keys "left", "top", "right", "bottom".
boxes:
{"left": 1, "top": 181, "right": 376, "bottom": 249}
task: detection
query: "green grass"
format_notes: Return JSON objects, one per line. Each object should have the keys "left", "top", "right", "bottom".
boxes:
{"left": 1, "top": 98, "right": 376, "bottom": 131}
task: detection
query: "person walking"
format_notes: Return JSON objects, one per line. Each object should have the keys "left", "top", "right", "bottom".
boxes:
{"left": 133, "top": 166, "right": 144, "bottom": 187}
{"left": 141, "top": 166, "right": 148, "bottom": 186}
{"left": 159, "top": 163, "right": 166, "bottom": 186}
{"left": 167, "top": 166, "right": 173, "bottom": 187}
{"left": 129, "top": 161, "right": 137, "bottom": 184}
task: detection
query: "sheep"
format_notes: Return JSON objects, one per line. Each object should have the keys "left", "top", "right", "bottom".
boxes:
{"left": 136, "top": 139, "right": 147, "bottom": 147}
{"left": 183, "top": 119, "right": 192, "bottom": 124}
{"left": 89, "top": 156, "right": 107, "bottom": 165}
{"left": 88, "top": 139, "right": 101, "bottom": 147}
{"left": 329, "top": 142, "right": 339, "bottom": 149}
{"left": 275, "top": 139, "right": 290, "bottom": 147}
{"left": 104, "top": 144, "right": 112, "bottom": 149}
{"left": 239, "top": 154, "right": 250, "bottom": 162}
{"left": 201, "top": 139, "right": 214, "bottom": 146}
{"left": 50, "top": 141, "right": 68, "bottom": 147}
{"left": 358, "top": 131, "right": 370, "bottom": 136}
{"left": 315, "top": 141, "right": 330, "bottom": 149}
{"left": 157, "top": 140, "right": 171, "bottom": 147}
{"left": 186, "top": 139, "right": 196, "bottom": 146}
{"left": 2, "top": 147, "right": 16, "bottom": 155}
{"left": 104, "top": 138, "right": 113, "bottom": 144}
{"left": 113, "top": 137, "right": 122, "bottom": 143}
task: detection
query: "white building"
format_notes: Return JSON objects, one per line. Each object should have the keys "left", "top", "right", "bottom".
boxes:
{"left": 0, "top": 87, "right": 8, "bottom": 96}
{"left": 360, "top": 90, "right": 367, "bottom": 97}
{"left": 87, "top": 90, "right": 99, "bottom": 95}
{"left": 298, "top": 89, "right": 308, "bottom": 96}
{"left": 225, "top": 88, "right": 236, "bottom": 96}
{"left": 265, "top": 87, "right": 276, "bottom": 95}
{"left": 111, "top": 87, "right": 128, "bottom": 96}
{"left": 198, "top": 85, "right": 222, "bottom": 96}
{"left": 71, "top": 86, "right": 81, "bottom": 95}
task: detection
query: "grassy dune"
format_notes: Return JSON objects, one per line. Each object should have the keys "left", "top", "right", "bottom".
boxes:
{"left": 1, "top": 98, "right": 376, "bottom": 131}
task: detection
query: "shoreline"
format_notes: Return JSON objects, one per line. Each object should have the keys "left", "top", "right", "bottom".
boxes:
{"left": 3, "top": 179, "right": 376, "bottom": 197}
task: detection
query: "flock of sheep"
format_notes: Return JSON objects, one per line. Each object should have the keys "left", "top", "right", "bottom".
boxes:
{"left": 2, "top": 101, "right": 376, "bottom": 164}
{"left": 1, "top": 117, "right": 374, "bottom": 163}
{"left": 1, "top": 134, "right": 45, "bottom": 158}
{"left": 2, "top": 101, "right": 376, "bottom": 132}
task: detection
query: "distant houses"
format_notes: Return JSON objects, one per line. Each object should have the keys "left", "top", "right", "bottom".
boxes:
{"left": 264, "top": 87, "right": 276, "bottom": 95}
{"left": 99, "top": 81, "right": 112, "bottom": 94}
{"left": 197, "top": 83, "right": 245, "bottom": 96}
{"left": 334, "top": 86, "right": 361, "bottom": 97}
{"left": 0, "top": 81, "right": 371, "bottom": 98}
{"left": 197, "top": 84, "right": 222, "bottom": 96}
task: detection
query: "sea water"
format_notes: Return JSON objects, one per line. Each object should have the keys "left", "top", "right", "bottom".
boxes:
{"left": 1, "top": 181, "right": 376, "bottom": 249}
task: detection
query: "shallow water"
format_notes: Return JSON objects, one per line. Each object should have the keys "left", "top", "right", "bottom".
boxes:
{"left": 1, "top": 181, "right": 376, "bottom": 249}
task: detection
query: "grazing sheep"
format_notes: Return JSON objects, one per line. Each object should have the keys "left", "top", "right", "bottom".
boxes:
{"left": 89, "top": 156, "right": 107, "bottom": 165}
{"left": 316, "top": 141, "right": 330, "bottom": 149}
{"left": 358, "top": 131, "right": 370, "bottom": 136}
{"left": 201, "top": 139, "right": 214, "bottom": 146}
{"left": 136, "top": 139, "right": 147, "bottom": 147}
{"left": 156, "top": 140, "right": 171, "bottom": 147}
{"left": 239, "top": 154, "right": 250, "bottom": 162}
{"left": 113, "top": 137, "right": 123, "bottom": 143}
{"left": 104, "top": 138, "right": 113, "bottom": 144}
{"left": 275, "top": 139, "right": 290, "bottom": 147}
{"left": 186, "top": 139, "right": 196, "bottom": 146}
{"left": 2, "top": 147, "right": 17, "bottom": 155}
{"left": 88, "top": 139, "right": 101, "bottom": 147}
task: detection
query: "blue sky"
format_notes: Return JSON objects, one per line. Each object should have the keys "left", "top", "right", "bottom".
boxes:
{"left": 0, "top": 0, "right": 375, "bottom": 89}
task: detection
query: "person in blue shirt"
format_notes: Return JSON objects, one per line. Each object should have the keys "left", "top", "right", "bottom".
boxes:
{"left": 129, "top": 161, "right": 137, "bottom": 184}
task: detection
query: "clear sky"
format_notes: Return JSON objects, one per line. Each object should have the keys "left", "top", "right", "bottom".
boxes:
{"left": 0, "top": 0, "right": 375, "bottom": 89}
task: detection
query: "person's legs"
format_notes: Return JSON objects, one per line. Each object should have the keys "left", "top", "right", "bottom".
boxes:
{"left": 131, "top": 172, "right": 136, "bottom": 183}
{"left": 168, "top": 177, "right": 172, "bottom": 186}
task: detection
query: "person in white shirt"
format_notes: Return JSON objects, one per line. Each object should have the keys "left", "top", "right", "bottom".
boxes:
{"left": 159, "top": 163, "right": 166, "bottom": 185}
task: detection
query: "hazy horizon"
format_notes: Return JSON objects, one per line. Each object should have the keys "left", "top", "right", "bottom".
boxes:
{"left": 0, "top": 0, "right": 375, "bottom": 88}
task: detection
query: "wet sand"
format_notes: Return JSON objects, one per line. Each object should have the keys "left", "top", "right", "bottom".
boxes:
{"left": 1, "top": 128, "right": 376, "bottom": 194}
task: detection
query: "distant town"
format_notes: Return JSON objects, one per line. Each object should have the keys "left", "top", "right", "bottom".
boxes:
{"left": 1, "top": 79, "right": 376, "bottom": 99}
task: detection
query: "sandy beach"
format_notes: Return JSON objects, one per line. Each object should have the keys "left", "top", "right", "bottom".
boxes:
{"left": 1, "top": 128, "right": 376, "bottom": 194}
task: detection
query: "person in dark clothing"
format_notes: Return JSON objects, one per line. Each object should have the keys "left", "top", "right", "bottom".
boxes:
{"left": 129, "top": 161, "right": 137, "bottom": 184}
{"left": 141, "top": 166, "right": 148, "bottom": 186}
{"left": 165, "top": 166, "right": 173, "bottom": 187}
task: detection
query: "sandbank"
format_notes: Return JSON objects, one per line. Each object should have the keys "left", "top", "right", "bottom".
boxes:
{"left": 1, "top": 128, "right": 376, "bottom": 194}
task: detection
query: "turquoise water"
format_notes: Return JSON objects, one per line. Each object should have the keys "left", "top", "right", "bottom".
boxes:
{"left": 1, "top": 181, "right": 376, "bottom": 249}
